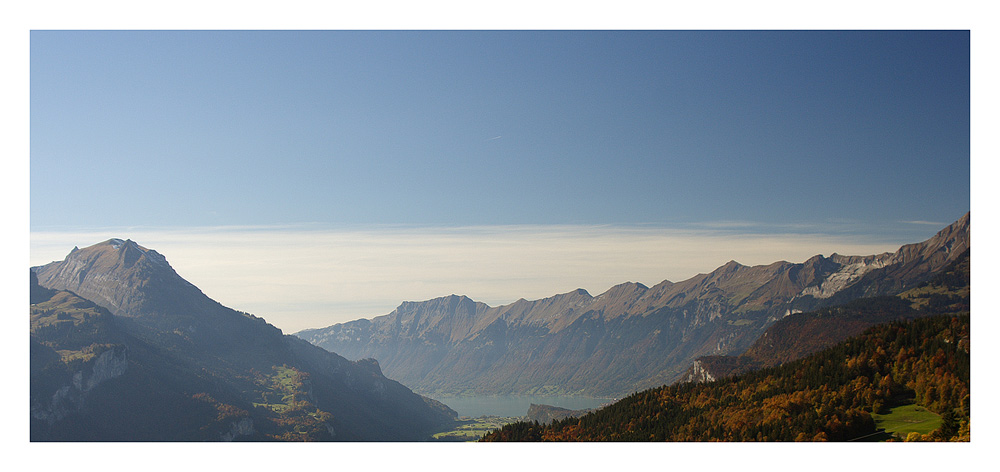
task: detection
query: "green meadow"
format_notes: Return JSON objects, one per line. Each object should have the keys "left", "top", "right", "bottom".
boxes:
{"left": 431, "top": 416, "right": 524, "bottom": 442}
{"left": 873, "top": 403, "right": 942, "bottom": 438}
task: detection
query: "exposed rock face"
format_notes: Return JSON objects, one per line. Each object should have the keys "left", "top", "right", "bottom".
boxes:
{"left": 682, "top": 359, "right": 716, "bottom": 384}
{"left": 822, "top": 212, "right": 970, "bottom": 304}
{"left": 221, "top": 417, "right": 255, "bottom": 441}
{"left": 33, "top": 239, "right": 263, "bottom": 339}
{"left": 30, "top": 345, "right": 128, "bottom": 425}
{"left": 298, "top": 213, "right": 970, "bottom": 397}
{"left": 799, "top": 254, "right": 896, "bottom": 299}
{"left": 84, "top": 346, "right": 129, "bottom": 391}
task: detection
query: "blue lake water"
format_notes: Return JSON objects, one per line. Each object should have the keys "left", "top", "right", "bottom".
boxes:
{"left": 430, "top": 395, "right": 615, "bottom": 418}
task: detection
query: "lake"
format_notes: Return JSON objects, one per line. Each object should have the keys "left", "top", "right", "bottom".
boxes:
{"left": 430, "top": 395, "right": 615, "bottom": 418}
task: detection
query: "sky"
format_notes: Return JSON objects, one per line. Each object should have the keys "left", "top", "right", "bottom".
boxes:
{"left": 25, "top": 29, "right": 972, "bottom": 333}
{"left": 30, "top": 30, "right": 969, "bottom": 229}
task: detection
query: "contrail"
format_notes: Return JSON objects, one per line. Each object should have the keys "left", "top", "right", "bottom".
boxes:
{"left": 486, "top": 135, "right": 502, "bottom": 141}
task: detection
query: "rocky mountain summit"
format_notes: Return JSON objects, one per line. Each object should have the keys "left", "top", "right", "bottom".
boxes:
{"left": 297, "top": 213, "right": 970, "bottom": 397}
{"left": 34, "top": 238, "right": 255, "bottom": 338}
{"left": 31, "top": 239, "right": 456, "bottom": 441}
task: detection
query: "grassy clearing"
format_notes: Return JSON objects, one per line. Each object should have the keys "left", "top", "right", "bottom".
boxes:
{"left": 431, "top": 416, "right": 524, "bottom": 442}
{"left": 30, "top": 292, "right": 106, "bottom": 333}
{"left": 873, "top": 403, "right": 942, "bottom": 437}
{"left": 252, "top": 366, "right": 312, "bottom": 414}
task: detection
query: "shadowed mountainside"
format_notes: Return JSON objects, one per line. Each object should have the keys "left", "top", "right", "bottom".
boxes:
{"left": 31, "top": 240, "right": 456, "bottom": 441}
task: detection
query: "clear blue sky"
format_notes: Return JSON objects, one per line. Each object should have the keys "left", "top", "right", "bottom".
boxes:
{"left": 30, "top": 30, "right": 969, "bottom": 231}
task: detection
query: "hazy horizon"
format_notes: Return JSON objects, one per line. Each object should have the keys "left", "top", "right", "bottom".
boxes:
{"left": 30, "top": 217, "right": 961, "bottom": 333}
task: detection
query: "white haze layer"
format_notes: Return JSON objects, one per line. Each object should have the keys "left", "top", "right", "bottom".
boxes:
{"left": 31, "top": 224, "right": 917, "bottom": 333}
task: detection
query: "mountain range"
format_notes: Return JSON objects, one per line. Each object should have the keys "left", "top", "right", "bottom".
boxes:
{"left": 29, "top": 213, "right": 970, "bottom": 440}
{"left": 481, "top": 238, "right": 972, "bottom": 441}
{"left": 296, "top": 213, "right": 969, "bottom": 397}
{"left": 31, "top": 239, "right": 456, "bottom": 441}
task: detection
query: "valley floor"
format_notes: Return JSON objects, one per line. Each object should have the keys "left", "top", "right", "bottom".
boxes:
{"left": 430, "top": 416, "right": 525, "bottom": 442}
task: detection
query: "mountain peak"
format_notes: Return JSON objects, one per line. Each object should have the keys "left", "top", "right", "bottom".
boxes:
{"left": 397, "top": 294, "right": 480, "bottom": 311}
{"left": 34, "top": 239, "right": 205, "bottom": 324}
{"left": 599, "top": 281, "right": 648, "bottom": 298}
{"left": 554, "top": 288, "right": 593, "bottom": 300}
{"left": 722, "top": 260, "right": 745, "bottom": 270}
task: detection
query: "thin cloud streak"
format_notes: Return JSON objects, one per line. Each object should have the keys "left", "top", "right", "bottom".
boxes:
{"left": 31, "top": 224, "right": 916, "bottom": 333}
{"left": 900, "top": 220, "right": 946, "bottom": 226}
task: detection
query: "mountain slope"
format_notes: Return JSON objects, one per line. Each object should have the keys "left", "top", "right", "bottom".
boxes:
{"left": 482, "top": 313, "right": 970, "bottom": 441}
{"left": 31, "top": 240, "right": 456, "bottom": 441}
{"left": 31, "top": 273, "right": 237, "bottom": 440}
{"left": 297, "top": 213, "right": 969, "bottom": 397}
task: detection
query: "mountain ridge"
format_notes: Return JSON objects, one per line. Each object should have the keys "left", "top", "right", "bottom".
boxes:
{"left": 297, "top": 213, "right": 970, "bottom": 397}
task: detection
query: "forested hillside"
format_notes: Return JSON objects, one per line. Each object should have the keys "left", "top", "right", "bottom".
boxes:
{"left": 481, "top": 314, "right": 970, "bottom": 441}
